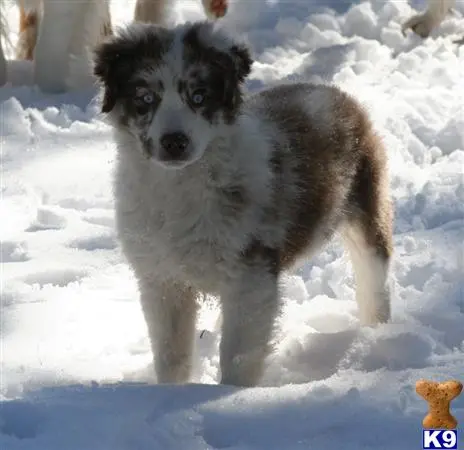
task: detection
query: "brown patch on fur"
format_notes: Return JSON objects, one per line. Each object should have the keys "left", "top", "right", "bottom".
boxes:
{"left": 17, "top": 7, "right": 38, "bottom": 60}
{"left": 251, "top": 83, "right": 393, "bottom": 269}
{"left": 94, "top": 26, "right": 173, "bottom": 113}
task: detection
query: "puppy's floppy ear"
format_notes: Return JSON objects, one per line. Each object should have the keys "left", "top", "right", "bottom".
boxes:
{"left": 212, "top": 42, "right": 253, "bottom": 112}
{"left": 185, "top": 22, "right": 253, "bottom": 116}
{"left": 93, "top": 24, "right": 170, "bottom": 113}
{"left": 93, "top": 38, "right": 128, "bottom": 113}
{"left": 228, "top": 43, "right": 253, "bottom": 83}
{"left": 185, "top": 22, "right": 253, "bottom": 84}
{"left": 209, "top": 38, "right": 253, "bottom": 86}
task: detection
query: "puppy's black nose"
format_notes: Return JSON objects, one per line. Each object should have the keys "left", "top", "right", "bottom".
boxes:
{"left": 160, "top": 132, "right": 190, "bottom": 158}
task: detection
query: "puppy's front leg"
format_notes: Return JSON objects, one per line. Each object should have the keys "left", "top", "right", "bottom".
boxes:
{"left": 219, "top": 245, "right": 280, "bottom": 387}
{"left": 139, "top": 279, "right": 198, "bottom": 384}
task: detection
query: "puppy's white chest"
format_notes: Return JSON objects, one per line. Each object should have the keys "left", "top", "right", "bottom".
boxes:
{"left": 118, "top": 186, "right": 248, "bottom": 290}
{"left": 168, "top": 205, "right": 245, "bottom": 276}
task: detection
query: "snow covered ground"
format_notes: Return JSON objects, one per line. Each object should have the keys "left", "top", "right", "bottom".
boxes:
{"left": 1, "top": 0, "right": 464, "bottom": 448}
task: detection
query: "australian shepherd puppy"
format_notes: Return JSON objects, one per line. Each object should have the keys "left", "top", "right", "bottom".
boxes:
{"left": 94, "top": 21, "right": 394, "bottom": 387}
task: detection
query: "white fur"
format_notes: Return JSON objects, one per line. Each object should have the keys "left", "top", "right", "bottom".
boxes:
{"left": 113, "top": 111, "right": 276, "bottom": 289}
{"left": 113, "top": 119, "right": 280, "bottom": 386}
{"left": 342, "top": 224, "right": 391, "bottom": 325}
{"left": 111, "top": 77, "right": 281, "bottom": 385}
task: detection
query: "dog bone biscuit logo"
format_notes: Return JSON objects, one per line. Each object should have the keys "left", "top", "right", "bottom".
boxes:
{"left": 416, "top": 379, "right": 463, "bottom": 430}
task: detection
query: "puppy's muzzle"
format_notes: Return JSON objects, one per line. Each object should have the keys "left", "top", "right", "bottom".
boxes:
{"left": 160, "top": 132, "right": 190, "bottom": 160}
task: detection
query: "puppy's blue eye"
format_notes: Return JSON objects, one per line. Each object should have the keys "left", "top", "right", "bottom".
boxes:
{"left": 191, "top": 90, "right": 206, "bottom": 106}
{"left": 143, "top": 93, "right": 154, "bottom": 104}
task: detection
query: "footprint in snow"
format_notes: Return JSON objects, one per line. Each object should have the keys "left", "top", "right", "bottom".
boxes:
{"left": 68, "top": 234, "right": 117, "bottom": 251}
{"left": 25, "top": 206, "right": 67, "bottom": 232}
{"left": 21, "top": 268, "right": 88, "bottom": 288}
{"left": 1, "top": 241, "right": 30, "bottom": 262}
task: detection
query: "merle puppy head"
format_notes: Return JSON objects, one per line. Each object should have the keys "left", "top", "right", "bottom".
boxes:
{"left": 94, "top": 21, "right": 253, "bottom": 169}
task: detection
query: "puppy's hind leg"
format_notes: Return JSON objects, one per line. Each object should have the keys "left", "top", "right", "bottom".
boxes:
{"left": 343, "top": 221, "right": 392, "bottom": 325}
{"left": 139, "top": 279, "right": 198, "bottom": 384}
{"left": 219, "top": 245, "right": 280, "bottom": 386}
{"left": 342, "top": 148, "right": 394, "bottom": 326}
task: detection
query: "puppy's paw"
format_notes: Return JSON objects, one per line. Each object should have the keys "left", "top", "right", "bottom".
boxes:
{"left": 202, "top": 0, "right": 228, "bottom": 20}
